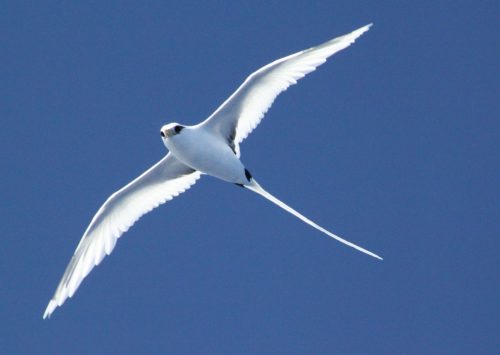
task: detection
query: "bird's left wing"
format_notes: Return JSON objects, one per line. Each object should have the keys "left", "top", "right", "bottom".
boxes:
{"left": 43, "top": 153, "right": 201, "bottom": 318}
{"left": 199, "top": 24, "right": 372, "bottom": 157}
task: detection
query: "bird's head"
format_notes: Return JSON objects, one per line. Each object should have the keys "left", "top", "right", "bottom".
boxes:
{"left": 160, "top": 123, "right": 185, "bottom": 140}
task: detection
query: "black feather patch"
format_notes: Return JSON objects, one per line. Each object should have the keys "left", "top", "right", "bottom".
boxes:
{"left": 244, "top": 169, "right": 252, "bottom": 181}
{"left": 228, "top": 127, "right": 237, "bottom": 155}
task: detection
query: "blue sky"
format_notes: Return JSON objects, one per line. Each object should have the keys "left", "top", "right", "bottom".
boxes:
{"left": 1, "top": 1, "right": 497, "bottom": 354}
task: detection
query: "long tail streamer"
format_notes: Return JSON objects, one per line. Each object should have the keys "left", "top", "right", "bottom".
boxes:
{"left": 245, "top": 180, "right": 383, "bottom": 260}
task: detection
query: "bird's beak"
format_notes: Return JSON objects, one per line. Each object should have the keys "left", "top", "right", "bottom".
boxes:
{"left": 161, "top": 128, "right": 172, "bottom": 138}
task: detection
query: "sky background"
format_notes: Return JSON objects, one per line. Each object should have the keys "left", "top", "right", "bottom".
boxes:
{"left": 1, "top": 1, "right": 498, "bottom": 354}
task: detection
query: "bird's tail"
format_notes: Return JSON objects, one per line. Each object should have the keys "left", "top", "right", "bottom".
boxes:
{"left": 244, "top": 179, "right": 382, "bottom": 260}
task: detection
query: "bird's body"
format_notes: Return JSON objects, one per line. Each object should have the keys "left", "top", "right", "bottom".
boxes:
{"left": 164, "top": 124, "right": 248, "bottom": 184}
{"left": 44, "top": 24, "right": 381, "bottom": 319}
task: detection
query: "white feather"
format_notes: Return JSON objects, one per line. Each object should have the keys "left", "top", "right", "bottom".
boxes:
{"left": 200, "top": 24, "right": 372, "bottom": 156}
{"left": 43, "top": 153, "right": 201, "bottom": 318}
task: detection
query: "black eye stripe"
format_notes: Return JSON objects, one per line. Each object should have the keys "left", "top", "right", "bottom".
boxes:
{"left": 174, "top": 125, "right": 184, "bottom": 134}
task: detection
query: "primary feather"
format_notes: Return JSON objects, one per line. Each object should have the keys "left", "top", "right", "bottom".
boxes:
{"left": 200, "top": 24, "right": 372, "bottom": 157}
{"left": 43, "top": 154, "right": 201, "bottom": 318}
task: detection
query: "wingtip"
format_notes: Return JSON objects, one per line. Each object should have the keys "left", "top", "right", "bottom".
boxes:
{"left": 338, "top": 23, "right": 373, "bottom": 46}
{"left": 43, "top": 300, "right": 56, "bottom": 319}
{"left": 354, "top": 23, "right": 373, "bottom": 36}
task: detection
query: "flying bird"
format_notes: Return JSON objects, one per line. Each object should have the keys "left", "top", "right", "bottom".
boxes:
{"left": 43, "top": 24, "right": 381, "bottom": 319}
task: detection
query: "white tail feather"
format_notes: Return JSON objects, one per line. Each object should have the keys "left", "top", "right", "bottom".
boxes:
{"left": 245, "top": 180, "right": 383, "bottom": 260}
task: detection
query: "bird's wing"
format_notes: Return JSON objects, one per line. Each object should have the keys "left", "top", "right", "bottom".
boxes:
{"left": 199, "top": 24, "right": 372, "bottom": 157}
{"left": 43, "top": 153, "right": 201, "bottom": 318}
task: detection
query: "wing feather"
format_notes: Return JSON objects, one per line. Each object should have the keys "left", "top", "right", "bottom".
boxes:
{"left": 200, "top": 24, "right": 372, "bottom": 156}
{"left": 43, "top": 153, "right": 201, "bottom": 318}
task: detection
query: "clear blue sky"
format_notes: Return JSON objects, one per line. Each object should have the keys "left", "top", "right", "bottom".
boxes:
{"left": 1, "top": 1, "right": 497, "bottom": 354}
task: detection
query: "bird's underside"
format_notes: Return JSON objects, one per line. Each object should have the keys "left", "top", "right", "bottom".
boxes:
{"left": 43, "top": 24, "right": 381, "bottom": 319}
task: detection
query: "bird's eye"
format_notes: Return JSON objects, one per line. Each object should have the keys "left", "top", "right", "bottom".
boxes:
{"left": 174, "top": 125, "right": 184, "bottom": 134}
{"left": 160, "top": 130, "right": 165, "bottom": 138}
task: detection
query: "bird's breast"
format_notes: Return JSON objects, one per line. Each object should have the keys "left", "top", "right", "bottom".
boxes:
{"left": 165, "top": 128, "right": 246, "bottom": 184}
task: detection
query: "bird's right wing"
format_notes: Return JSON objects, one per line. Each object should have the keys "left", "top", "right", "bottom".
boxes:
{"left": 43, "top": 153, "right": 201, "bottom": 319}
{"left": 199, "top": 24, "right": 372, "bottom": 157}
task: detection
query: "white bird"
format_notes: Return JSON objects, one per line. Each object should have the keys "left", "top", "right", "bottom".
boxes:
{"left": 43, "top": 24, "right": 381, "bottom": 319}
